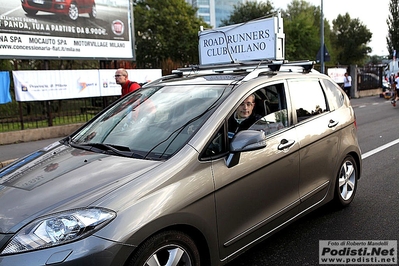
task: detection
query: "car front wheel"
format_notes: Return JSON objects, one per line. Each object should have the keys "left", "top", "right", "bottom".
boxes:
{"left": 128, "top": 230, "right": 201, "bottom": 266}
{"left": 68, "top": 3, "right": 79, "bottom": 20}
{"left": 334, "top": 155, "right": 358, "bottom": 207}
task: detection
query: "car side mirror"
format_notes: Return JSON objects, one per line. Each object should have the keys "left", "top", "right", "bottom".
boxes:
{"left": 226, "top": 130, "right": 267, "bottom": 168}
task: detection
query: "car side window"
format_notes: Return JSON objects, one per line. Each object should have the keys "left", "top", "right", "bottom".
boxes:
{"left": 288, "top": 79, "right": 328, "bottom": 123}
{"left": 202, "top": 124, "right": 227, "bottom": 159}
{"left": 202, "top": 83, "right": 289, "bottom": 160}
{"left": 249, "top": 83, "right": 289, "bottom": 136}
{"left": 322, "top": 79, "right": 345, "bottom": 111}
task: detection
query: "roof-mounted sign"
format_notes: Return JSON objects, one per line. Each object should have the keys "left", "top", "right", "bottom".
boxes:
{"left": 198, "top": 12, "right": 285, "bottom": 65}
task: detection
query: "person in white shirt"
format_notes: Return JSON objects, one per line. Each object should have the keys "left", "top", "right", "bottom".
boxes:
{"left": 343, "top": 72, "right": 352, "bottom": 98}
{"left": 394, "top": 72, "right": 399, "bottom": 88}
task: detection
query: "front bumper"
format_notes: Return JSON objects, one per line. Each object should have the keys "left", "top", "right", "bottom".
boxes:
{"left": 0, "top": 234, "right": 135, "bottom": 266}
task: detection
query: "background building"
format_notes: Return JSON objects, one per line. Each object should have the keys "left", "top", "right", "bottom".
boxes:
{"left": 186, "top": 0, "right": 245, "bottom": 28}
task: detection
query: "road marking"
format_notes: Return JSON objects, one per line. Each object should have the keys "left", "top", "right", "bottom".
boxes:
{"left": 1, "top": 7, "right": 19, "bottom": 17}
{"left": 362, "top": 138, "right": 399, "bottom": 159}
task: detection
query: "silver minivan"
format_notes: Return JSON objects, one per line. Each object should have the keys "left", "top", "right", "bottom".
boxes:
{"left": 0, "top": 61, "right": 361, "bottom": 266}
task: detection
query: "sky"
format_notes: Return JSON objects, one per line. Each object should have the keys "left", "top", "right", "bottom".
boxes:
{"left": 264, "top": 0, "right": 391, "bottom": 56}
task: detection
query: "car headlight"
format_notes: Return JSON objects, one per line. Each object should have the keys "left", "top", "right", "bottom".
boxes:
{"left": 1, "top": 208, "right": 116, "bottom": 255}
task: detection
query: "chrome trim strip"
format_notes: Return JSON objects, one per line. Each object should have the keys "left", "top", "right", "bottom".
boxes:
{"left": 224, "top": 199, "right": 300, "bottom": 247}
{"left": 299, "top": 181, "right": 330, "bottom": 201}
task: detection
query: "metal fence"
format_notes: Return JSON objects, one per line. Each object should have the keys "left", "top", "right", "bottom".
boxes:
{"left": 0, "top": 95, "right": 119, "bottom": 132}
{"left": 357, "top": 66, "right": 385, "bottom": 91}
{"left": 325, "top": 65, "right": 386, "bottom": 91}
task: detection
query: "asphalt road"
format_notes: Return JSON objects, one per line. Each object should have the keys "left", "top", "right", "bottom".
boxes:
{"left": 0, "top": 137, "right": 64, "bottom": 164}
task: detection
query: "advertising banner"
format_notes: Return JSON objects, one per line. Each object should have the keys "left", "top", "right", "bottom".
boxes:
{"left": 0, "top": 0, "right": 135, "bottom": 59}
{"left": 328, "top": 68, "right": 347, "bottom": 83}
{"left": 13, "top": 69, "right": 101, "bottom": 101}
{"left": 12, "top": 69, "right": 162, "bottom": 101}
{"left": 198, "top": 13, "right": 285, "bottom": 65}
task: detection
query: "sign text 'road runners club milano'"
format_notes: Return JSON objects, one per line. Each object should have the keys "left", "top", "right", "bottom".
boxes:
{"left": 198, "top": 13, "right": 285, "bottom": 65}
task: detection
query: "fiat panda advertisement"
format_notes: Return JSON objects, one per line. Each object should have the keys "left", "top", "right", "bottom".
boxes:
{"left": 0, "top": 0, "right": 135, "bottom": 59}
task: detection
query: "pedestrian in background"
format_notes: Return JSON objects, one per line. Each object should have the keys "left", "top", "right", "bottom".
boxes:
{"left": 115, "top": 68, "right": 141, "bottom": 97}
{"left": 389, "top": 73, "right": 395, "bottom": 86}
{"left": 391, "top": 81, "right": 399, "bottom": 107}
{"left": 394, "top": 72, "right": 399, "bottom": 86}
{"left": 343, "top": 72, "right": 352, "bottom": 98}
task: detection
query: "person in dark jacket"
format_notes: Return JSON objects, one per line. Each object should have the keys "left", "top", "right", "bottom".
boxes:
{"left": 228, "top": 94, "right": 261, "bottom": 138}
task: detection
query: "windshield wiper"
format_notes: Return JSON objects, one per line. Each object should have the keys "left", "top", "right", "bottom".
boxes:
{"left": 70, "top": 142, "right": 135, "bottom": 158}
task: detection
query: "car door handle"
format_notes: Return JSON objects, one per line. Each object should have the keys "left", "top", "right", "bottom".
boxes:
{"left": 328, "top": 119, "right": 339, "bottom": 128}
{"left": 278, "top": 139, "right": 295, "bottom": 150}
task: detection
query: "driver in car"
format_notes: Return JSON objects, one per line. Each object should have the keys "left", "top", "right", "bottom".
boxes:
{"left": 228, "top": 94, "right": 262, "bottom": 138}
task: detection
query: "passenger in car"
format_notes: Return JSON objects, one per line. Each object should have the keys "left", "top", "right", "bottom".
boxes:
{"left": 228, "top": 94, "right": 262, "bottom": 138}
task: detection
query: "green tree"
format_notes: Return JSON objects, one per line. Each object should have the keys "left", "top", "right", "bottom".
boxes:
{"left": 387, "top": 0, "right": 399, "bottom": 59}
{"left": 331, "top": 13, "right": 372, "bottom": 65}
{"left": 367, "top": 55, "right": 387, "bottom": 65}
{"left": 0, "top": 60, "right": 13, "bottom": 71}
{"left": 216, "top": 0, "right": 333, "bottom": 64}
{"left": 134, "top": 0, "right": 208, "bottom": 68}
{"left": 219, "top": 0, "right": 275, "bottom": 26}
{"left": 283, "top": 0, "right": 328, "bottom": 61}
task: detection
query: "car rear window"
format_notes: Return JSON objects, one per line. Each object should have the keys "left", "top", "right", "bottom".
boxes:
{"left": 322, "top": 79, "right": 345, "bottom": 110}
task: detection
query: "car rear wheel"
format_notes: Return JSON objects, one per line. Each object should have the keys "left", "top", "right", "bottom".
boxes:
{"left": 68, "top": 3, "right": 79, "bottom": 20}
{"left": 89, "top": 3, "right": 96, "bottom": 19}
{"left": 334, "top": 155, "right": 358, "bottom": 207}
{"left": 128, "top": 230, "right": 201, "bottom": 266}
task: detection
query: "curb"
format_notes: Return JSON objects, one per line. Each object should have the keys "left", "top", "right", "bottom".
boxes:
{"left": 0, "top": 159, "right": 17, "bottom": 169}
{"left": 0, "top": 124, "right": 82, "bottom": 145}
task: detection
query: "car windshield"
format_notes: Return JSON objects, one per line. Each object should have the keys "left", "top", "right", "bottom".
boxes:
{"left": 70, "top": 84, "right": 227, "bottom": 160}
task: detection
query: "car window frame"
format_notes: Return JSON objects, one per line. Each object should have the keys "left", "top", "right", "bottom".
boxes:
{"left": 248, "top": 81, "right": 291, "bottom": 137}
{"left": 286, "top": 78, "right": 330, "bottom": 124}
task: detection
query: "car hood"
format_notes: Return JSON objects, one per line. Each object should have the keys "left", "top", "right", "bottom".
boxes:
{"left": 0, "top": 142, "right": 161, "bottom": 233}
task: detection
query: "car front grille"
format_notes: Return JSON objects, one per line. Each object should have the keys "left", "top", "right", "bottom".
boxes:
{"left": 27, "top": 0, "right": 53, "bottom": 9}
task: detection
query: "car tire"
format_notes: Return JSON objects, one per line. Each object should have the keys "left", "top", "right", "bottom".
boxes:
{"left": 334, "top": 155, "right": 358, "bottom": 207}
{"left": 68, "top": 3, "right": 79, "bottom": 20}
{"left": 128, "top": 230, "right": 201, "bottom": 266}
{"left": 22, "top": 7, "right": 38, "bottom": 15}
{"left": 89, "top": 3, "right": 96, "bottom": 19}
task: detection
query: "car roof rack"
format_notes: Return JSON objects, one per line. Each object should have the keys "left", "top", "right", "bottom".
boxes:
{"left": 268, "top": 60, "right": 315, "bottom": 72}
{"left": 172, "top": 60, "right": 316, "bottom": 76}
{"left": 146, "top": 72, "right": 184, "bottom": 85}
